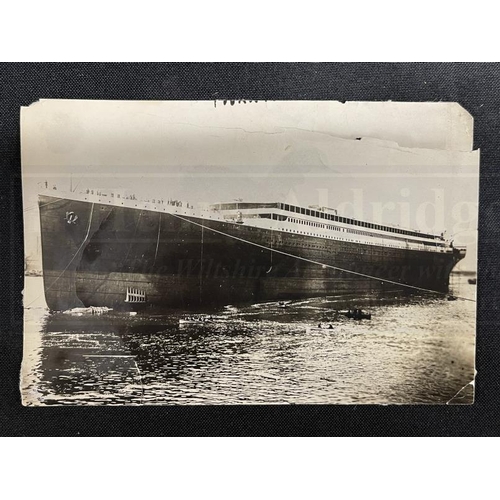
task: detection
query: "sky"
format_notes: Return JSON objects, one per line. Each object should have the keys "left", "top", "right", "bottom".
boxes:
{"left": 21, "top": 100, "right": 479, "bottom": 271}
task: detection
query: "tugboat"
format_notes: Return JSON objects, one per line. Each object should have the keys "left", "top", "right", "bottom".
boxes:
{"left": 179, "top": 315, "right": 214, "bottom": 325}
{"left": 179, "top": 315, "right": 226, "bottom": 325}
{"left": 468, "top": 278, "right": 477, "bottom": 285}
{"left": 342, "top": 309, "right": 372, "bottom": 320}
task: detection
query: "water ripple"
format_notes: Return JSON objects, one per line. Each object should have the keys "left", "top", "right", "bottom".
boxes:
{"left": 21, "top": 276, "right": 475, "bottom": 405}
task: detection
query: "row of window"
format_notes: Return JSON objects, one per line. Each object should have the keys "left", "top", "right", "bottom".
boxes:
{"left": 288, "top": 217, "right": 342, "bottom": 232}
{"left": 276, "top": 202, "right": 437, "bottom": 240}
{"left": 277, "top": 227, "right": 438, "bottom": 251}
{"left": 276, "top": 237, "right": 425, "bottom": 255}
{"left": 267, "top": 213, "right": 444, "bottom": 248}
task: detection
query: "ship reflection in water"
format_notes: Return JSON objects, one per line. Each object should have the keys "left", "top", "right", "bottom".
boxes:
{"left": 22, "top": 275, "right": 475, "bottom": 405}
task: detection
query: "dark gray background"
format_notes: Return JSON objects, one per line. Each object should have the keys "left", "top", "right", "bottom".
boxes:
{"left": 1, "top": 63, "right": 498, "bottom": 436}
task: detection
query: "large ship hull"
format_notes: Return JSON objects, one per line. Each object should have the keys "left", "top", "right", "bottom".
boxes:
{"left": 38, "top": 194, "right": 465, "bottom": 311}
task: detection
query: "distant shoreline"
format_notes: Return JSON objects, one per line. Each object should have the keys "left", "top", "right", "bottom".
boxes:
{"left": 24, "top": 270, "right": 42, "bottom": 277}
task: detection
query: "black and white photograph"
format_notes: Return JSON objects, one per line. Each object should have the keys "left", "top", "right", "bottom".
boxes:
{"left": 21, "top": 99, "right": 478, "bottom": 405}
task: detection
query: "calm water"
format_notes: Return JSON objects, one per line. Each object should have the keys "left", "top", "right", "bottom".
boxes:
{"left": 21, "top": 275, "right": 476, "bottom": 405}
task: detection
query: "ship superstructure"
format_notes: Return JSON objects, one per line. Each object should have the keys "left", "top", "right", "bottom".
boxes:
{"left": 211, "top": 201, "right": 451, "bottom": 254}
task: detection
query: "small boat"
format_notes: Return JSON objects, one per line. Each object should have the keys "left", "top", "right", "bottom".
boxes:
{"left": 179, "top": 315, "right": 224, "bottom": 325}
{"left": 447, "top": 295, "right": 458, "bottom": 301}
{"left": 342, "top": 309, "right": 371, "bottom": 320}
{"left": 179, "top": 317, "right": 212, "bottom": 325}
{"left": 179, "top": 319, "right": 208, "bottom": 325}
{"left": 468, "top": 278, "right": 477, "bottom": 285}
{"left": 278, "top": 301, "right": 289, "bottom": 309}
{"left": 308, "top": 324, "right": 336, "bottom": 332}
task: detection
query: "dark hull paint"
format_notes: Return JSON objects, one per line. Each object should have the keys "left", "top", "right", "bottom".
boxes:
{"left": 39, "top": 195, "right": 464, "bottom": 311}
